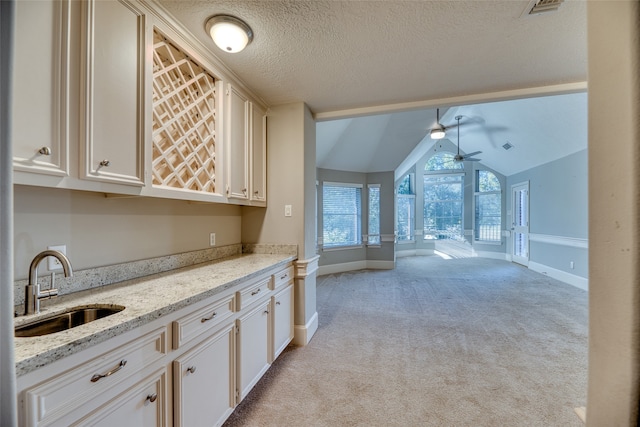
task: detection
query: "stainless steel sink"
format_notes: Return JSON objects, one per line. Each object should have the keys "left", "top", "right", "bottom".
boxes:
{"left": 15, "top": 304, "right": 125, "bottom": 337}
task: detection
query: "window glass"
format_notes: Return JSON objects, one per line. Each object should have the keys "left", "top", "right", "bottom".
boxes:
{"left": 475, "top": 170, "right": 501, "bottom": 242}
{"left": 425, "top": 152, "right": 464, "bottom": 171}
{"left": 323, "top": 183, "right": 362, "bottom": 248}
{"left": 368, "top": 185, "right": 380, "bottom": 245}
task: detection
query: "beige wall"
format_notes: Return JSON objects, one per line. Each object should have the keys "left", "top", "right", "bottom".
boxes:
{"left": 242, "top": 102, "right": 317, "bottom": 327}
{"left": 14, "top": 185, "right": 241, "bottom": 279}
{"left": 587, "top": 1, "right": 640, "bottom": 425}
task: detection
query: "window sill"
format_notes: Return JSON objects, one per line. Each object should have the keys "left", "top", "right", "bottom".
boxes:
{"left": 322, "top": 244, "right": 364, "bottom": 252}
{"left": 474, "top": 240, "right": 502, "bottom": 246}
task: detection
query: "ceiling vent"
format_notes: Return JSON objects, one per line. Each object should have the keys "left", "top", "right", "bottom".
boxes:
{"left": 522, "top": 0, "right": 564, "bottom": 17}
{"left": 502, "top": 142, "right": 514, "bottom": 151}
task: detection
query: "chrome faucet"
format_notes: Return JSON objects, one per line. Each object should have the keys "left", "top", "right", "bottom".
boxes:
{"left": 24, "top": 250, "right": 73, "bottom": 315}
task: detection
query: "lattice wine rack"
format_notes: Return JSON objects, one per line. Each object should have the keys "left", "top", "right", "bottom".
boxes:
{"left": 152, "top": 30, "right": 218, "bottom": 193}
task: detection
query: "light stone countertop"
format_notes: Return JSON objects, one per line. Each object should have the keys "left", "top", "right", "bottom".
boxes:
{"left": 14, "top": 253, "right": 296, "bottom": 377}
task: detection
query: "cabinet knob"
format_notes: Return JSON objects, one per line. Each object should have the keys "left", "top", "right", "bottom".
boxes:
{"left": 99, "top": 159, "right": 110, "bottom": 167}
{"left": 38, "top": 147, "right": 51, "bottom": 156}
{"left": 146, "top": 393, "right": 158, "bottom": 403}
{"left": 187, "top": 366, "right": 197, "bottom": 374}
{"left": 254, "top": 190, "right": 259, "bottom": 195}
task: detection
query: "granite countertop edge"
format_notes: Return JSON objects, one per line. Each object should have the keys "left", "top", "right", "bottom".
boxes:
{"left": 15, "top": 253, "right": 296, "bottom": 377}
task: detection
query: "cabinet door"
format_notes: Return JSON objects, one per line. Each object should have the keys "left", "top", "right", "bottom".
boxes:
{"left": 250, "top": 104, "right": 266, "bottom": 204}
{"left": 237, "top": 300, "right": 271, "bottom": 400}
{"left": 226, "top": 84, "right": 249, "bottom": 200}
{"left": 12, "top": 0, "right": 70, "bottom": 179}
{"left": 173, "top": 322, "right": 235, "bottom": 427}
{"left": 272, "top": 284, "right": 294, "bottom": 362}
{"left": 80, "top": 0, "right": 145, "bottom": 186}
{"left": 75, "top": 368, "right": 168, "bottom": 427}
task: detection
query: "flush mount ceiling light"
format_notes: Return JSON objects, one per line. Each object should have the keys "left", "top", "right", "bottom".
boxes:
{"left": 430, "top": 108, "right": 446, "bottom": 140}
{"left": 205, "top": 14, "right": 253, "bottom": 53}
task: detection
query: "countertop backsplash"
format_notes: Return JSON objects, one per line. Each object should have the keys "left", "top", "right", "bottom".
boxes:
{"left": 14, "top": 243, "right": 297, "bottom": 312}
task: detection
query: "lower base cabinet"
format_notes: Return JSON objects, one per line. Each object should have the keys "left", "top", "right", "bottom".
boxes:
{"left": 80, "top": 368, "right": 168, "bottom": 427}
{"left": 173, "top": 322, "right": 236, "bottom": 427}
{"left": 17, "top": 263, "right": 295, "bottom": 427}
{"left": 237, "top": 299, "right": 271, "bottom": 401}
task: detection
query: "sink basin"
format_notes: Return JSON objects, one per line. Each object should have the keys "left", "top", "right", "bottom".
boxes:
{"left": 15, "top": 304, "right": 125, "bottom": 337}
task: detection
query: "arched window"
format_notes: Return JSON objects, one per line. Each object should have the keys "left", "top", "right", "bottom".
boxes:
{"left": 425, "top": 152, "right": 464, "bottom": 172}
{"left": 423, "top": 152, "right": 464, "bottom": 240}
{"left": 475, "top": 170, "right": 502, "bottom": 242}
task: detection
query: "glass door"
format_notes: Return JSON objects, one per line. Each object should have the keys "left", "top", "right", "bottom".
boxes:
{"left": 512, "top": 182, "right": 529, "bottom": 266}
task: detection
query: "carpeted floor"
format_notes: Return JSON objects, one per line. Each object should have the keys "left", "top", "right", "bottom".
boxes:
{"left": 223, "top": 256, "right": 588, "bottom": 426}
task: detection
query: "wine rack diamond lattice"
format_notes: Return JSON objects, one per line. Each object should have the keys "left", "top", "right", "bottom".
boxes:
{"left": 152, "top": 30, "right": 218, "bottom": 193}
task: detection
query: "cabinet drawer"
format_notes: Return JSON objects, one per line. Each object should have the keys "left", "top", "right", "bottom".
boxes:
{"left": 271, "top": 265, "right": 294, "bottom": 290}
{"left": 237, "top": 277, "right": 271, "bottom": 310}
{"left": 172, "top": 294, "right": 235, "bottom": 349}
{"left": 23, "top": 327, "right": 166, "bottom": 427}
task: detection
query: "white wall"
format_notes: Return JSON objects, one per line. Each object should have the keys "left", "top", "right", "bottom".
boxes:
{"left": 587, "top": 1, "right": 640, "bottom": 425}
{"left": 14, "top": 185, "right": 242, "bottom": 279}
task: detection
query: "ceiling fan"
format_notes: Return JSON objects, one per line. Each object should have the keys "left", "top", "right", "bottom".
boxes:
{"left": 453, "top": 115, "right": 482, "bottom": 162}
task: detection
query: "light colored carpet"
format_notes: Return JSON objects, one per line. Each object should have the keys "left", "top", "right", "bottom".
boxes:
{"left": 223, "top": 256, "right": 588, "bottom": 426}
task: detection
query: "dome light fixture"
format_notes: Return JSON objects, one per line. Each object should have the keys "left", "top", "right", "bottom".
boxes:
{"left": 205, "top": 14, "right": 253, "bottom": 53}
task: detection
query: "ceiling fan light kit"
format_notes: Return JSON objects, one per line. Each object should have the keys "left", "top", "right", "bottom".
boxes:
{"left": 430, "top": 108, "right": 446, "bottom": 139}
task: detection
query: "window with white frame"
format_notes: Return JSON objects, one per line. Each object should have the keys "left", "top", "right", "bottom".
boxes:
{"left": 322, "top": 182, "right": 362, "bottom": 248}
{"left": 396, "top": 173, "right": 415, "bottom": 242}
{"left": 368, "top": 184, "right": 380, "bottom": 245}
{"left": 475, "top": 170, "right": 502, "bottom": 242}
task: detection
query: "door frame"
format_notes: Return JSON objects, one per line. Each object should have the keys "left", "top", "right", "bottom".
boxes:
{"left": 511, "top": 181, "right": 530, "bottom": 266}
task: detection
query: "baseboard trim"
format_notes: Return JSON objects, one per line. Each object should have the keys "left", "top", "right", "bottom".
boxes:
{"left": 293, "top": 311, "right": 318, "bottom": 346}
{"left": 317, "top": 260, "right": 395, "bottom": 276}
{"left": 528, "top": 261, "right": 588, "bottom": 291}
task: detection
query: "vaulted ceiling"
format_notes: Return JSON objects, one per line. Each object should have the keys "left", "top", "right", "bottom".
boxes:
{"left": 156, "top": 0, "right": 588, "bottom": 177}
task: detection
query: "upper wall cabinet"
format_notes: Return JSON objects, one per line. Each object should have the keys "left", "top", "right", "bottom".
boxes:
{"left": 226, "top": 84, "right": 250, "bottom": 200}
{"left": 12, "top": 0, "right": 70, "bottom": 179}
{"left": 149, "top": 29, "right": 225, "bottom": 200}
{"left": 79, "top": 0, "right": 146, "bottom": 187}
{"left": 250, "top": 104, "right": 267, "bottom": 205}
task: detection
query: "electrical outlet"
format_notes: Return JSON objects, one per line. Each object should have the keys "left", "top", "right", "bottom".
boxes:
{"left": 209, "top": 233, "right": 216, "bottom": 247}
{"left": 47, "top": 245, "right": 66, "bottom": 271}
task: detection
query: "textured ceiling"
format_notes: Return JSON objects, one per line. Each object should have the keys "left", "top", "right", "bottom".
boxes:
{"left": 155, "top": 0, "right": 588, "bottom": 176}
{"left": 155, "top": 0, "right": 587, "bottom": 114}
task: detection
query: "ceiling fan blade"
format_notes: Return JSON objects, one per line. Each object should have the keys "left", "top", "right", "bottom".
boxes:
{"left": 464, "top": 157, "right": 482, "bottom": 162}
{"left": 462, "top": 151, "right": 482, "bottom": 158}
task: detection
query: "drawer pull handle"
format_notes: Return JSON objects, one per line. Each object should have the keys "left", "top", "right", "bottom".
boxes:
{"left": 280, "top": 274, "right": 288, "bottom": 280}
{"left": 251, "top": 288, "right": 261, "bottom": 296}
{"left": 146, "top": 393, "right": 158, "bottom": 403}
{"left": 276, "top": 301, "right": 281, "bottom": 306}
{"left": 91, "top": 360, "right": 127, "bottom": 382}
{"left": 99, "top": 159, "right": 110, "bottom": 167}
{"left": 201, "top": 311, "right": 217, "bottom": 323}
{"left": 38, "top": 147, "right": 51, "bottom": 155}
{"left": 187, "top": 366, "right": 197, "bottom": 374}
{"left": 263, "top": 309, "right": 269, "bottom": 315}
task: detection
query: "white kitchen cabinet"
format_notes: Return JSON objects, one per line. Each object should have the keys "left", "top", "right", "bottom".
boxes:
{"left": 173, "top": 322, "right": 236, "bottom": 427}
{"left": 236, "top": 299, "right": 271, "bottom": 400}
{"left": 12, "top": 0, "right": 70, "bottom": 179}
{"left": 76, "top": 368, "right": 167, "bottom": 427}
{"left": 21, "top": 327, "right": 166, "bottom": 426}
{"left": 250, "top": 104, "right": 267, "bottom": 204}
{"left": 271, "top": 284, "right": 294, "bottom": 362}
{"left": 79, "top": 0, "right": 145, "bottom": 187}
{"left": 226, "top": 84, "right": 250, "bottom": 200}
